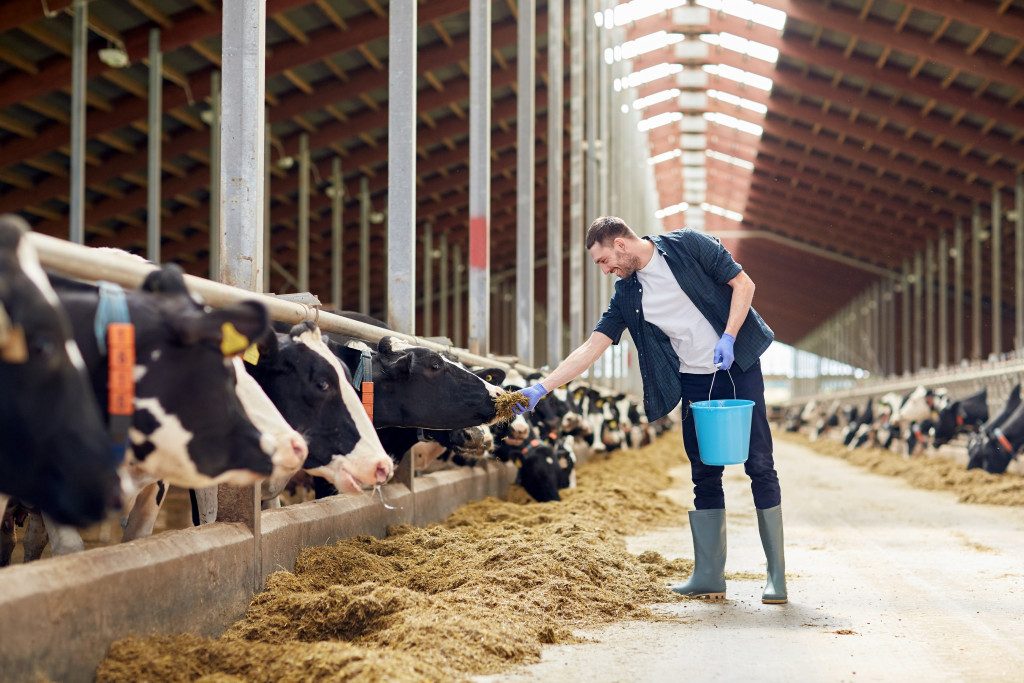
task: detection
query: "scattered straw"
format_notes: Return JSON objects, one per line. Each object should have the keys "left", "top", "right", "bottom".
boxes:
{"left": 97, "top": 434, "right": 694, "bottom": 683}
{"left": 781, "top": 432, "right": 1024, "bottom": 506}
{"left": 494, "top": 391, "right": 529, "bottom": 422}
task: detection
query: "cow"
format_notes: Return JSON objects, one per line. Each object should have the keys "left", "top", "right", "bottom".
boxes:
{"left": 246, "top": 322, "right": 394, "bottom": 493}
{"left": 965, "top": 395, "right": 1024, "bottom": 474}
{"left": 0, "top": 216, "right": 120, "bottom": 528}
{"left": 930, "top": 387, "right": 988, "bottom": 448}
{"left": 967, "top": 384, "right": 1022, "bottom": 472}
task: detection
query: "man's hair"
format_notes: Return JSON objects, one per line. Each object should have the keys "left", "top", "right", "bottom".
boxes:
{"left": 585, "top": 216, "right": 636, "bottom": 249}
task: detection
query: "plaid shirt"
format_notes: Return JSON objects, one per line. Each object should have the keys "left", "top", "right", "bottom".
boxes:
{"left": 594, "top": 229, "right": 774, "bottom": 421}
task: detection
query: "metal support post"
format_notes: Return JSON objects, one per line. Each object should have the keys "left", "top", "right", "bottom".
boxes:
{"left": 568, "top": 0, "right": 584, "bottom": 350}
{"left": 453, "top": 243, "right": 464, "bottom": 347}
{"left": 360, "top": 177, "right": 370, "bottom": 315}
{"left": 547, "top": 0, "right": 564, "bottom": 368}
{"left": 263, "top": 114, "right": 271, "bottom": 292}
{"left": 954, "top": 218, "right": 964, "bottom": 363}
{"left": 972, "top": 204, "right": 983, "bottom": 359}
{"left": 1017, "top": 174, "right": 1024, "bottom": 353}
{"left": 992, "top": 188, "right": 1002, "bottom": 358}
{"left": 938, "top": 230, "right": 948, "bottom": 367}
{"left": 924, "top": 241, "right": 934, "bottom": 369}
{"left": 468, "top": 0, "right": 491, "bottom": 354}
{"left": 913, "top": 251, "right": 923, "bottom": 371}
{"left": 422, "top": 222, "right": 433, "bottom": 337}
{"left": 585, "top": 0, "right": 600, "bottom": 333}
{"left": 147, "top": 28, "right": 162, "bottom": 263}
{"left": 217, "top": 0, "right": 267, "bottom": 594}
{"left": 209, "top": 70, "right": 220, "bottom": 281}
{"left": 388, "top": 0, "right": 418, "bottom": 335}
{"left": 901, "top": 259, "right": 911, "bottom": 375}
{"left": 331, "top": 158, "right": 343, "bottom": 307}
{"left": 439, "top": 233, "right": 449, "bottom": 339}
{"left": 516, "top": 0, "right": 536, "bottom": 366}
{"left": 69, "top": 0, "right": 87, "bottom": 244}
{"left": 298, "top": 133, "right": 310, "bottom": 293}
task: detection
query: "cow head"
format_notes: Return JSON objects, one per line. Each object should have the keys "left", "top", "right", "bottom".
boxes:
{"left": 249, "top": 322, "right": 392, "bottom": 494}
{"left": 371, "top": 336, "right": 503, "bottom": 428}
{"left": 0, "top": 216, "right": 119, "bottom": 526}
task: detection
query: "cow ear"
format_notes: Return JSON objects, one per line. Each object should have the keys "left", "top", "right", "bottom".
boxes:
{"left": 377, "top": 335, "right": 399, "bottom": 356}
{"left": 255, "top": 329, "right": 280, "bottom": 364}
{"left": 174, "top": 300, "right": 269, "bottom": 353}
{"left": 140, "top": 263, "right": 189, "bottom": 295}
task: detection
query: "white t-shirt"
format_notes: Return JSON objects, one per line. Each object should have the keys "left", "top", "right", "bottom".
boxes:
{"left": 636, "top": 247, "right": 720, "bottom": 374}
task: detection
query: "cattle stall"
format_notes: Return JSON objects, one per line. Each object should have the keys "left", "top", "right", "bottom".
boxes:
{"left": 0, "top": 232, "right": 639, "bottom": 683}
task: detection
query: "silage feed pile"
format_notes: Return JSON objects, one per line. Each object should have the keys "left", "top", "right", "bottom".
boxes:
{"left": 97, "top": 433, "right": 694, "bottom": 683}
{"left": 782, "top": 432, "right": 1024, "bottom": 506}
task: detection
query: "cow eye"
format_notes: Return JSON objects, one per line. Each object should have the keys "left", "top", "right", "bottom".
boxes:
{"left": 431, "top": 361, "right": 442, "bottom": 371}
{"left": 31, "top": 334, "right": 54, "bottom": 358}
{"left": 316, "top": 378, "right": 331, "bottom": 392}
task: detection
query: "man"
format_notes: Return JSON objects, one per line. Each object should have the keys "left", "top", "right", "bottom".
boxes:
{"left": 513, "top": 216, "right": 785, "bottom": 604}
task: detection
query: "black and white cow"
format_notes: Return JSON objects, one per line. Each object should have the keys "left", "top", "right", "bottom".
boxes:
{"left": 247, "top": 322, "right": 394, "bottom": 494}
{"left": 0, "top": 215, "right": 120, "bottom": 527}
{"left": 930, "top": 388, "right": 988, "bottom": 448}
{"left": 967, "top": 384, "right": 1022, "bottom": 473}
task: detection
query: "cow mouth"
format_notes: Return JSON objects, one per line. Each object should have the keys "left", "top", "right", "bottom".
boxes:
{"left": 333, "top": 461, "right": 364, "bottom": 494}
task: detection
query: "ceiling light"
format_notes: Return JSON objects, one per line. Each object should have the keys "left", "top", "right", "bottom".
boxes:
{"left": 98, "top": 47, "right": 129, "bottom": 69}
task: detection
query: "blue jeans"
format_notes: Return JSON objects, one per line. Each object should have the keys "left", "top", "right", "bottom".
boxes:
{"left": 679, "top": 360, "right": 781, "bottom": 510}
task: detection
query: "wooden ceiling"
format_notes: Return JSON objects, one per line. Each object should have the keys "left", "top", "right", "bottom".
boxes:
{"left": 1, "top": 0, "right": 1022, "bottom": 350}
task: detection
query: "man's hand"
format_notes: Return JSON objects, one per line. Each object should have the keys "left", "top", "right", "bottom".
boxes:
{"left": 512, "top": 383, "right": 548, "bottom": 416}
{"left": 713, "top": 333, "right": 735, "bottom": 371}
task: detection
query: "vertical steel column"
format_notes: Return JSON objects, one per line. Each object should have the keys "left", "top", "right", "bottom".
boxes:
{"left": 873, "top": 282, "right": 882, "bottom": 376}
{"left": 217, "top": 0, "right": 266, "bottom": 592}
{"left": 422, "top": 223, "right": 433, "bottom": 337}
{"left": 992, "top": 188, "right": 1002, "bottom": 358}
{"left": 147, "top": 28, "right": 162, "bottom": 263}
{"left": 388, "top": 0, "right": 418, "bottom": 335}
{"left": 954, "top": 218, "right": 964, "bottom": 363}
{"left": 1017, "top": 174, "right": 1024, "bottom": 353}
{"left": 938, "top": 231, "right": 948, "bottom": 367}
{"left": 547, "top": 0, "right": 564, "bottom": 368}
{"left": 263, "top": 115, "right": 271, "bottom": 292}
{"left": 453, "top": 243, "right": 464, "bottom": 347}
{"left": 359, "top": 177, "right": 370, "bottom": 315}
{"left": 467, "top": 0, "right": 491, "bottom": 354}
{"left": 901, "top": 259, "right": 911, "bottom": 375}
{"left": 913, "top": 251, "right": 923, "bottom": 372}
{"left": 331, "top": 158, "right": 343, "bottom": 308}
{"left": 972, "top": 204, "right": 983, "bottom": 359}
{"left": 517, "top": 0, "right": 536, "bottom": 366}
{"left": 208, "top": 71, "right": 220, "bottom": 281}
{"left": 219, "top": 2, "right": 265, "bottom": 290}
{"left": 568, "top": 0, "right": 584, "bottom": 350}
{"left": 585, "top": 1, "right": 600, "bottom": 333}
{"left": 439, "top": 233, "right": 449, "bottom": 340}
{"left": 924, "top": 241, "right": 934, "bottom": 369}
{"left": 298, "top": 133, "right": 310, "bottom": 292}
{"left": 887, "top": 279, "right": 897, "bottom": 375}
{"left": 69, "top": 0, "right": 87, "bottom": 244}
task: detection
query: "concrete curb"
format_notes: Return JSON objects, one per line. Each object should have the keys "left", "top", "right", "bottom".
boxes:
{"left": 0, "top": 460, "right": 517, "bottom": 683}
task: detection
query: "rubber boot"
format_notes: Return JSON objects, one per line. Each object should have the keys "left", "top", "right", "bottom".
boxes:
{"left": 757, "top": 504, "right": 787, "bottom": 604}
{"left": 669, "top": 509, "right": 726, "bottom": 599}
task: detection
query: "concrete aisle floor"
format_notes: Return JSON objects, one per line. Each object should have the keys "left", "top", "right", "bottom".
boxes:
{"left": 476, "top": 436, "right": 1024, "bottom": 683}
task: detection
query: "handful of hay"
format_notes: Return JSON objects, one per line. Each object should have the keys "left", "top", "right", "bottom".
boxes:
{"left": 494, "top": 391, "right": 529, "bottom": 422}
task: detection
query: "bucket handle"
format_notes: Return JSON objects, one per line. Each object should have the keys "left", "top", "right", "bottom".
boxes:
{"left": 708, "top": 364, "right": 737, "bottom": 402}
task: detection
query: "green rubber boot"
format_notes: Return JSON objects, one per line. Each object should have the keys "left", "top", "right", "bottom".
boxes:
{"left": 669, "top": 508, "right": 726, "bottom": 599}
{"left": 757, "top": 504, "right": 788, "bottom": 604}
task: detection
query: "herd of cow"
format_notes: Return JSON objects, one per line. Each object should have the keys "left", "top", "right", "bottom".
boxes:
{"left": 0, "top": 215, "right": 666, "bottom": 565}
{"left": 783, "top": 380, "right": 1024, "bottom": 474}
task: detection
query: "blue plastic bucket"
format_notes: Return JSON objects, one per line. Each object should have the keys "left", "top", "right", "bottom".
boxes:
{"left": 691, "top": 398, "right": 754, "bottom": 466}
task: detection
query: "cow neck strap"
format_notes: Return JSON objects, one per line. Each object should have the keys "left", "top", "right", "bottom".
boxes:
{"left": 352, "top": 348, "right": 374, "bottom": 422}
{"left": 992, "top": 427, "right": 1013, "bottom": 453}
{"left": 94, "top": 281, "right": 135, "bottom": 462}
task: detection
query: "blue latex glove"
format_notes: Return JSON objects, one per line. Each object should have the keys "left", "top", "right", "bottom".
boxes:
{"left": 512, "top": 383, "right": 549, "bottom": 416}
{"left": 713, "top": 333, "right": 736, "bottom": 371}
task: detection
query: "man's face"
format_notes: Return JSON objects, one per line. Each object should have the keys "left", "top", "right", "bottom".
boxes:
{"left": 589, "top": 239, "right": 641, "bottom": 279}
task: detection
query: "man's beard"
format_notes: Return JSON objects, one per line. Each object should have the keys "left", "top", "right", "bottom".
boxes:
{"left": 616, "top": 253, "right": 643, "bottom": 278}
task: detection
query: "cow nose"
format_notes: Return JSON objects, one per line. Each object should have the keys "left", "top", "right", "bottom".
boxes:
{"left": 376, "top": 463, "right": 392, "bottom": 483}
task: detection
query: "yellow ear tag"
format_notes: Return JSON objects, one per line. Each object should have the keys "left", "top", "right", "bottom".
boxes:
{"left": 220, "top": 322, "right": 251, "bottom": 357}
{"left": 242, "top": 343, "right": 260, "bottom": 365}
